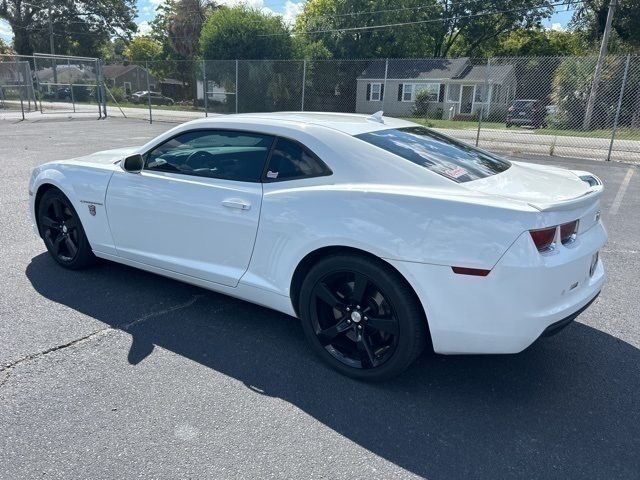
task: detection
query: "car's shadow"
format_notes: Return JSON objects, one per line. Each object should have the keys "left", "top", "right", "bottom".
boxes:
{"left": 26, "top": 253, "right": 639, "bottom": 479}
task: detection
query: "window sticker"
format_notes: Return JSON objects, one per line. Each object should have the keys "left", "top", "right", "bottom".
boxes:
{"left": 266, "top": 170, "right": 279, "bottom": 179}
{"left": 444, "top": 166, "right": 468, "bottom": 179}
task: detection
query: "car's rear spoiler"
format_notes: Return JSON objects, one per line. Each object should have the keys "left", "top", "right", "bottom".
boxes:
{"left": 528, "top": 172, "right": 603, "bottom": 212}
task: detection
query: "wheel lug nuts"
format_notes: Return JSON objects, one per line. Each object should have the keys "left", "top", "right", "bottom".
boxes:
{"left": 357, "top": 325, "right": 362, "bottom": 330}
{"left": 356, "top": 305, "right": 361, "bottom": 309}
{"left": 347, "top": 319, "right": 351, "bottom": 324}
{"left": 346, "top": 307, "right": 350, "bottom": 311}
{"left": 363, "top": 316, "right": 368, "bottom": 321}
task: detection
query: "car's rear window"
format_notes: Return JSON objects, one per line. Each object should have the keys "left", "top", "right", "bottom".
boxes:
{"left": 355, "top": 126, "right": 510, "bottom": 183}
{"left": 513, "top": 100, "right": 536, "bottom": 108}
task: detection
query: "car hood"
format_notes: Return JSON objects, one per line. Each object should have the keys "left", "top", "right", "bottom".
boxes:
{"left": 63, "top": 147, "right": 140, "bottom": 166}
{"left": 466, "top": 161, "right": 600, "bottom": 211}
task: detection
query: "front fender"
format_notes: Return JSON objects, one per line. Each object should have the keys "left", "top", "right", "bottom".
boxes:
{"left": 30, "top": 163, "right": 117, "bottom": 255}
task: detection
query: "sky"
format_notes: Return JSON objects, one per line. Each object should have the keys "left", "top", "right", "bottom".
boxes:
{"left": 1, "top": 2, "right": 575, "bottom": 48}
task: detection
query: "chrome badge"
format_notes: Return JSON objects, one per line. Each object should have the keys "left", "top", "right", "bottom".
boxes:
{"left": 88, "top": 204, "right": 96, "bottom": 216}
{"left": 595, "top": 210, "right": 601, "bottom": 222}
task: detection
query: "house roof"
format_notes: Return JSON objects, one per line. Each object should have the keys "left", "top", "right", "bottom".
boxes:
{"left": 458, "top": 64, "right": 515, "bottom": 84}
{"left": 101, "top": 64, "right": 141, "bottom": 78}
{"left": 358, "top": 58, "right": 514, "bottom": 83}
{"left": 36, "top": 65, "right": 96, "bottom": 83}
{"left": 359, "top": 58, "right": 470, "bottom": 80}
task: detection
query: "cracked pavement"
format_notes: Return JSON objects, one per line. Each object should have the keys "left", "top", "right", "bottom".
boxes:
{"left": 1, "top": 117, "right": 639, "bottom": 479}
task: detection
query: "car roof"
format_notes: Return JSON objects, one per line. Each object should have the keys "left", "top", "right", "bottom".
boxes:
{"left": 187, "top": 112, "right": 416, "bottom": 136}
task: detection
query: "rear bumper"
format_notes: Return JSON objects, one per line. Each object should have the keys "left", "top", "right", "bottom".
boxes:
{"left": 540, "top": 291, "right": 599, "bottom": 337}
{"left": 387, "top": 221, "right": 607, "bottom": 354}
{"left": 507, "top": 117, "right": 540, "bottom": 126}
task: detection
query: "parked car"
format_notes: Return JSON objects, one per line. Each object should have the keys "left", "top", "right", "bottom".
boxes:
{"left": 129, "top": 91, "right": 175, "bottom": 106}
{"left": 28, "top": 112, "right": 606, "bottom": 380}
{"left": 506, "top": 99, "right": 548, "bottom": 128}
{"left": 43, "top": 87, "right": 72, "bottom": 101}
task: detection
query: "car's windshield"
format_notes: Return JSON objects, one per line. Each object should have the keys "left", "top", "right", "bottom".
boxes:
{"left": 355, "top": 126, "right": 510, "bottom": 183}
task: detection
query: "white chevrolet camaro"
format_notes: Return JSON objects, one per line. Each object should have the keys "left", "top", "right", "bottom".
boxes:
{"left": 28, "top": 112, "right": 607, "bottom": 380}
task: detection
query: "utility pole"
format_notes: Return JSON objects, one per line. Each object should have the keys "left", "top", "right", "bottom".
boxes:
{"left": 583, "top": 0, "right": 617, "bottom": 130}
{"left": 48, "top": 0, "right": 58, "bottom": 85}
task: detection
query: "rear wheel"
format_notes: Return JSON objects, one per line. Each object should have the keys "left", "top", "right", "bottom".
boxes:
{"left": 299, "top": 254, "right": 428, "bottom": 381}
{"left": 37, "top": 188, "right": 95, "bottom": 269}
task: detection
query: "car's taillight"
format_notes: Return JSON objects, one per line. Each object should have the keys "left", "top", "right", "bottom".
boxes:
{"left": 529, "top": 227, "right": 556, "bottom": 252}
{"left": 560, "top": 220, "right": 579, "bottom": 245}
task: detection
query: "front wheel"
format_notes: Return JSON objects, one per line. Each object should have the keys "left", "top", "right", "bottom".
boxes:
{"left": 299, "top": 254, "right": 428, "bottom": 381}
{"left": 37, "top": 188, "right": 95, "bottom": 269}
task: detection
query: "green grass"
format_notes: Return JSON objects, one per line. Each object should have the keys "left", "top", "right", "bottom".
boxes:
{"left": 106, "top": 100, "right": 204, "bottom": 112}
{"left": 405, "top": 117, "right": 640, "bottom": 141}
{"left": 406, "top": 118, "right": 504, "bottom": 130}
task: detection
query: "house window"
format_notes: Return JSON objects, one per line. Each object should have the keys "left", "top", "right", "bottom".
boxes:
{"left": 447, "top": 84, "right": 461, "bottom": 102}
{"left": 367, "top": 82, "right": 383, "bottom": 101}
{"left": 402, "top": 84, "right": 413, "bottom": 101}
{"left": 492, "top": 84, "right": 502, "bottom": 103}
{"left": 149, "top": 84, "right": 156, "bottom": 92}
{"left": 123, "top": 81, "right": 131, "bottom": 95}
{"left": 402, "top": 83, "right": 439, "bottom": 102}
{"left": 474, "top": 84, "right": 485, "bottom": 102}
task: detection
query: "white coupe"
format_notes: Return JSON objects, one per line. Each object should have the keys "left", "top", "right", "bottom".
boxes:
{"left": 29, "top": 112, "right": 606, "bottom": 380}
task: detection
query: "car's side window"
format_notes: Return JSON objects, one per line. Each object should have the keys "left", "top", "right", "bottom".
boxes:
{"left": 264, "top": 137, "right": 332, "bottom": 182}
{"left": 145, "top": 130, "right": 275, "bottom": 182}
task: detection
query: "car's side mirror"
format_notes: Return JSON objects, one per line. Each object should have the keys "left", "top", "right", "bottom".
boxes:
{"left": 122, "top": 154, "right": 144, "bottom": 173}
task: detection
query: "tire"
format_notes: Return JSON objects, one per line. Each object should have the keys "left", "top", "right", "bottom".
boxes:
{"left": 299, "top": 253, "right": 428, "bottom": 381}
{"left": 37, "top": 188, "right": 95, "bottom": 270}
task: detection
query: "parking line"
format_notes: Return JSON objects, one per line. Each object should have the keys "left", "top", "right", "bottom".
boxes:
{"left": 609, "top": 168, "right": 635, "bottom": 215}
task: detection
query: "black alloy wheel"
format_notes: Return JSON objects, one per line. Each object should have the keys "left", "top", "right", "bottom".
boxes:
{"left": 37, "top": 188, "right": 95, "bottom": 269}
{"left": 299, "top": 254, "right": 428, "bottom": 381}
{"left": 311, "top": 270, "right": 399, "bottom": 369}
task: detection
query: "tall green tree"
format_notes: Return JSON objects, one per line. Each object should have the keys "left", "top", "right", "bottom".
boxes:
{"left": 569, "top": 0, "right": 640, "bottom": 51}
{"left": 199, "top": 6, "right": 293, "bottom": 60}
{"left": 481, "top": 28, "right": 588, "bottom": 57}
{"left": 295, "top": 0, "right": 556, "bottom": 59}
{"left": 169, "top": 0, "right": 215, "bottom": 60}
{"left": 123, "top": 36, "right": 162, "bottom": 62}
{"left": 0, "top": 0, "right": 137, "bottom": 56}
{"left": 0, "top": 36, "right": 12, "bottom": 54}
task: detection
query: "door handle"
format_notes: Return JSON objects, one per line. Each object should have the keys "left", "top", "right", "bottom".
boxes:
{"left": 221, "top": 199, "right": 251, "bottom": 211}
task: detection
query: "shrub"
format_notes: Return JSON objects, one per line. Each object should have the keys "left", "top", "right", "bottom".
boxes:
{"left": 109, "top": 86, "right": 127, "bottom": 103}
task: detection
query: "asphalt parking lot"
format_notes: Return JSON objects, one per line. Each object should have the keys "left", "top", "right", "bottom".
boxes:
{"left": 1, "top": 117, "right": 639, "bottom": 479}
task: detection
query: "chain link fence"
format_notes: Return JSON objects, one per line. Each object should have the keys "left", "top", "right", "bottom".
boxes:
{"left": 97, "top": 54, "right": 640, "bottom": 162}
{"left": 0, "top": 53, "right": 106, "bottom": 120}
{"left": 3, "top": 53, "right": 639, "bottom": 162}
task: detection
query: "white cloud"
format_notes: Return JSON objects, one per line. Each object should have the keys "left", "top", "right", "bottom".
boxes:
{"left": 0, "top": 19, "right": 13, "bottom": 42}
{"left": 136, "top": 21, "right": 152, "bottom": 36}
{"left": 217, "top": 0, "right": 266, "bottom": 8}
{"left": 550, "top": 22, "right": 565, "bottom": 32}
{"left": 282, "top": 1, "right": 304, "bottom": 26}
{"left": 215, "top": 0, "right": 305, "bottom": 24}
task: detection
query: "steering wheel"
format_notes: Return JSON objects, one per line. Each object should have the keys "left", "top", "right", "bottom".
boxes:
{"left": 184, "top": 150, "right": 217, "bottom": 170}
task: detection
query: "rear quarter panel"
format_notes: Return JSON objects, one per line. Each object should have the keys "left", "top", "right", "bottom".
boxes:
{"left": 241, "top": 181, "right": 539, "bottom": 298}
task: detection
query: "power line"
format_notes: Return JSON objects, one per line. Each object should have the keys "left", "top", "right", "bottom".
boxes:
{"left": 260, "top": 1, "right": 572, "bottom": 36}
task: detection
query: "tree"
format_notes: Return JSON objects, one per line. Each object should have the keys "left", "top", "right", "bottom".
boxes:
{"left": 481, "top": 28, "right": 588, "bottom": 57}
{"left": 295, "top": 0, "right": 557, "bottom": 59}
{"left": 0, "top": 0, "right": 137, "bottom": 57}
{"left": 569, "top": 0, "right": 640, "bottom": 51}
{"left": 0, "top": 37, "right": 12, "bottom": 54}
{"left": 123, "top": 36, "right": 163, "bottom": 62}
{"left": 199, "top": 6, "right": 293, "bottom": 60}
{"left": 168, "top": 0, "right": 215, "bottom": 60}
